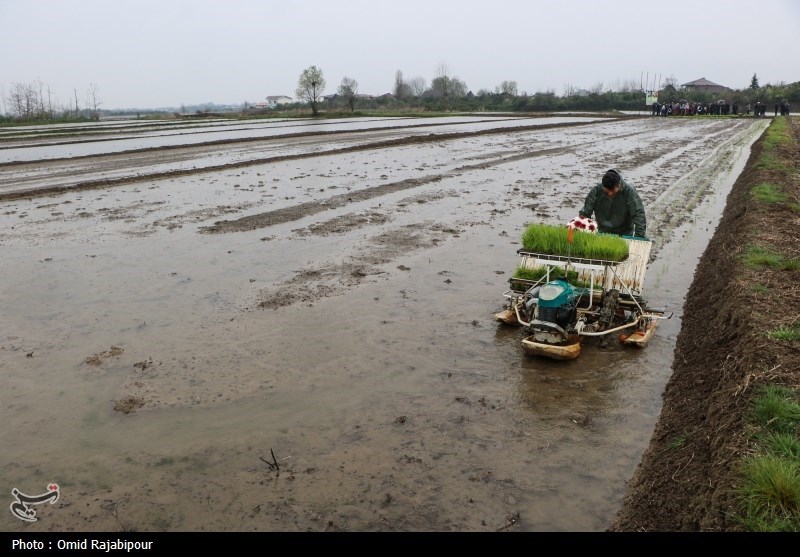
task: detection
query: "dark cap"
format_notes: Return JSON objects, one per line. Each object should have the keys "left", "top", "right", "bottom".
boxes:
{"left": 602, "top": 169, "right": 621, "bottom": 189}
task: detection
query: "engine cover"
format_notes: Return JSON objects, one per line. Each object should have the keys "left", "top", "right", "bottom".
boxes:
{"left": 535, "top": 279, "right": 578, "bottom": 329}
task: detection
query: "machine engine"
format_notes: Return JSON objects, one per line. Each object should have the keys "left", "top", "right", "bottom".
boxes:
{"left": 536, "top": 280, "right": 577, "bottom": 329}
{"left": 530, "top": 279, "right": 579, "bottom": 338}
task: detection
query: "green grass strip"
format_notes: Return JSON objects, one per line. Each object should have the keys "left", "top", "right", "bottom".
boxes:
{"left": 767, "top": 322, "right": 800, "bottom": 342}
{"left": 752, "top": 182, "right": 788, "bottom": 204}
{"left": 735, "top": 385, "right": 800, "bottom": 531}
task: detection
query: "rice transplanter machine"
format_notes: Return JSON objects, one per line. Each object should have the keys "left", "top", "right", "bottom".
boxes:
{"left": 495, "top": 230, "right": 672, "bottom": 360}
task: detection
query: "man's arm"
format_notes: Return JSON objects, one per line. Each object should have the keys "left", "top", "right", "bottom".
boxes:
{"left": 578, "top": 187, "right": 597, "bottom": 219}
{"left": 628, "top": 189, "right": 647, "bottom": 237}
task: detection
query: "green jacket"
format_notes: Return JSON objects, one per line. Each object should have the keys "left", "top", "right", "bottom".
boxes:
{"left": 579, "top": 177, "right": 647, "bottom": 237}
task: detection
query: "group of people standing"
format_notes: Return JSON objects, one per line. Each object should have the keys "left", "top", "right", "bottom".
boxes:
{"left": 651, "top": 100, "right": 734, "bottom": 116}
{"left": 652, "top": 99, "right": 791, "bottom": 117}
{"left": 747, "top": 101, "right": 791, "bottom": 116}
{"left": 748, "top": 101, "right": 768, "bottom": 116}
{"left": 774, "top": 101, "right": 791, "bottom": 116}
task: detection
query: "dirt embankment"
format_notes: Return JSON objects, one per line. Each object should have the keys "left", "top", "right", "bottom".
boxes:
{"left": 610, "top": 116, "right": 800, "bottom": 531}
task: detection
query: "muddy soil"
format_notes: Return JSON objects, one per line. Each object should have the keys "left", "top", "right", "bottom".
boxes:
{"left": 0, "top": 114, "right": 769, "bottom": 532}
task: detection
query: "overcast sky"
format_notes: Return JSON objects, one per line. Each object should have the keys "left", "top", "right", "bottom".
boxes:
{"left": 2, "top": 0, "right": 798, "bottom": 110}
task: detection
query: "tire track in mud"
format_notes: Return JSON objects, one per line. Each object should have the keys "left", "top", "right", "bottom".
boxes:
{"left": 256, "top": 221, "right": 461, "bottom": 310}
{"left": 199, "top": 144, "right": 581, "bottom": 234}
{"left": 199, "top": 119, "right": 691, "bottom": 236}
{"left": 0, "top": 115, "right": 606, "bottom": 154}
{"left": 568, "top": 118, "right": 767, "bottom": 261}
{"left": 207, "top": 120, "right": 737, "bottom": 310}
{"left": 199, "top": 175, "right": 450, "bottom": 233}
{"left": 0, "top": 118, "right": 619, "bottom": 202}
{"left": 642, "top": 120, "right": 770, "bottom": 258}
{"left": 0, "top": 116, "right": 523, "bottom": 150}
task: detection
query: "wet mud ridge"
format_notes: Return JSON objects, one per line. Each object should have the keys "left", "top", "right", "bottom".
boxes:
{"left": 0, "top": 118, "right": 604, "bottom": 202}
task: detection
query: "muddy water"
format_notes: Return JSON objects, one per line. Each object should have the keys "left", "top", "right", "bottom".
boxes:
{"left": 0, "top": 116, "right": 769, "bottom": 532}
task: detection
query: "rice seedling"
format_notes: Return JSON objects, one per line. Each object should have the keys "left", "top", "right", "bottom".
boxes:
{"left": 512, "top": 265, "right": 577, "bottom": 283}
{"left": 520, "top": 223, "right": 629, "bottom": 261}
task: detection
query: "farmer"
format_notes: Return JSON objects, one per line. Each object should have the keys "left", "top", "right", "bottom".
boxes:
{"left": 578, "top": 169, "right": 647, "bottom": 238}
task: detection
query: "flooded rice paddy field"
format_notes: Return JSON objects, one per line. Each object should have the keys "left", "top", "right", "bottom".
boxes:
{"left": 0, "top": 114, "right": 768, "bottom": 531}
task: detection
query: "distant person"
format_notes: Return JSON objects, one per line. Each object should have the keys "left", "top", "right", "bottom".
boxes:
{"left": 578, "top": 169, "right": 647, "bottom": 238}
{"left": 775, "top": 103, "right": 779, "bottom": 116}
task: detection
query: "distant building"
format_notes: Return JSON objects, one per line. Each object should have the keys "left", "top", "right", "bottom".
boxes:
{"left": 681, "top": 78, "right": 731, "bottom": 94}
{"left": 264, "top": 95, "right": 293, "bottom": 108}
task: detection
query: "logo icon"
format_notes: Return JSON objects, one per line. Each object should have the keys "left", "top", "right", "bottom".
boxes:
{"left": 10, "top": 484, "right": 60, "bottom": 522}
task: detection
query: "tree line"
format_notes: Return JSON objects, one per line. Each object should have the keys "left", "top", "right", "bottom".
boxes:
{"left": 290, "top": 66, "right": 798, "bottom": 116}
{"left": 1, "top": 79, "right": 102, "bottom": 122}
{"left": 294, "top": 63, "right": 473, "bottom": 116}
{"left": 3, "top": 68, "right": 798, "bottom": 123}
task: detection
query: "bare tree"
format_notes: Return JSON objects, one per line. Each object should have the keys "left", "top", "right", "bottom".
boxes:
{"left": 449, "top": 77, "right": 468, "bottom": 97}
{"left": 393, "top": 70, "right": 411, "bottom": 99}
{"left": 6, "top": 83, "right": 23, "bottom": 118}
{"left": 431, "top": 63, "right": 451, "bottom": 98}
{"left": 46, "top": 84, "right": 54, "bottom": 118}
{"left": 3, "top": 79, "right": 64, "bottom": 120}
{"left": 337, "top": 77, "right": 358, "bottom": 111}
{"left": 295, "top": 65, "right": 326, "bottom": 116}
{"left": 620, "top": 79, "right": 639, "bottom": 93}
{"left": 495, "top": 80, "right": 518, "bottom": 96}
{"left": 562, "top": 83, "right": 577, "bottom": 97}
{"left": 87, "top": 83, "right": 102, "bottom": 120}
{"left": 7, "top": 82, "right": 38, "bottom": 119}
{"left": 34, "top": 79, "right": 46, "bottom": 117}
{"left": 608, "top": 79, "right": 639, "bottom": 93}
{"left": 589, "top": 81, "right": 605, "bottom": 95}
{"left": 431, "top": 63, "right": 467, "bottom": 100}
{"left": 394, "top": 70, "right": 404, "bottom": 98}
{"left": 407, "top": 76, "right": 426, "bottom": 98}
